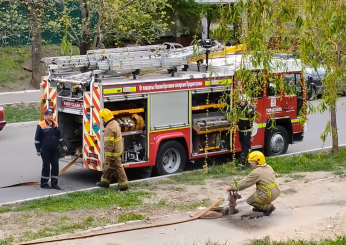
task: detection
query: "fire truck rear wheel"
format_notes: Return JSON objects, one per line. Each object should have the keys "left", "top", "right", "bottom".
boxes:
{"left": 155, "top": 140, "right": 187, "bottom": 176}
{"left": 264, "top": 125, "right": 289, "bottom": 156}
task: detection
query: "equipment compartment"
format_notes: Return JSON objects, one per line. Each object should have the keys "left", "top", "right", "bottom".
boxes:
{"left": 57, "top": 112, "right": 83, "bottom": 157}
{"left": 104, "top": 97, "right": 148, "bottom": 163}
{"left": 191, "top": 90, "right": 231, "bottom": 155}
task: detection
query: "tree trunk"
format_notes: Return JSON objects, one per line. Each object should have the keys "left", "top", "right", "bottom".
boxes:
{"left": 330, "top": 43, "right": 342, "bottom": 155}
{"left": 27, "top": 2, "right": 44, "bottom": 89}
{"left": 80, "top": 0, "right": 91, "bottom": 55}
{"left": 330, "top": 103, "right": 339, "bottom": 154}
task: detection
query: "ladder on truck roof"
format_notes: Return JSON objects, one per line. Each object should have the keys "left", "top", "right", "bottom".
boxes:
{"left": 42, "top": 39, "right": 236, "bottom": 79}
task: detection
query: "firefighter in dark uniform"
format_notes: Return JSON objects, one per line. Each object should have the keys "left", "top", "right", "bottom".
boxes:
{"left": 34, "top": 108, "right": 67, "bottom": 190}
{"left": 237, "top": 95, "right": 256, "bottom": 166}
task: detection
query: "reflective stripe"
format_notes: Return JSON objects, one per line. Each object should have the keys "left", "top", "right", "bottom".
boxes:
{"left": 118, "top": 180, "right": 128, "bottom": 188}
{"left": 101, "top": 177, "right": 110, "bottom": 184}
{"left": 105, "top": 152, "right": 122, "bottom": 157}
{"left": 35, "top": 141, "right": 40, "bottom": 144}
{"left": 59, "top": 138, "right": 63, "bottom": 142}
{"left": 41, "top": 126, "right": 52, "bottom": 129}
{"left": 104, "top": 136, "right": 122, "bottom": 143}
{"left": 41, "top": 176, "right": 50, "bottom": 179}
{"left": 239, "top": 118, "right": 249, "bottom": 120}
{"left": 255, "top": 182, "right": 278, "bottom": 204}
{"left": 51, "top": 176, "right": 58, "bottom": 179}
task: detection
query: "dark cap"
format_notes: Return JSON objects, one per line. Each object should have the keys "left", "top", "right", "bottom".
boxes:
{"left": 44, "top": 108, "right": 54, "bottom": 115}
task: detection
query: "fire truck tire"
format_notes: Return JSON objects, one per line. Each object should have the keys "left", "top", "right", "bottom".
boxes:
{"left": 264, "top": 125, "right": 289, "bottom": 156}
{"left": 155, "top": 140, "right": 187, "bottom": 176}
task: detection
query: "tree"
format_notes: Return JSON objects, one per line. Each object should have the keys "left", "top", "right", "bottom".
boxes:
{"left": 0, "top": 0, "right": 46, "bottom": 88}
{"left": 56, "top": 0, "right": 170, "bottom": 55}
{"left": 227, "top": 0, "right": 346, "bottom": 155}
{"left": 26, "top": 0, "right": 46, "bottom": 88}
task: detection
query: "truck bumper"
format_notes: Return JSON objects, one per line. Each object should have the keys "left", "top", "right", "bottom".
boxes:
{"left": 0, "top": 121, "right": 7, "bottom": 131}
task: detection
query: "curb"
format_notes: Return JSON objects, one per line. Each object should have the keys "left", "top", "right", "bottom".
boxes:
{"left": 271, "top": 143, "right": 346, "bottom": 158}
{"left": 0, "top": 90, "right": 39, "bottom": 95}
{"left": 0, "top": 145, "right": 345, "bottom": 207}
{"left": 5, "top": 121, "right": 39, "bottom": 129}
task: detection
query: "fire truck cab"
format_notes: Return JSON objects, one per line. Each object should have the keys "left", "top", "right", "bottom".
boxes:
{"left": 40, "top": 40, "right": 307, "bottom": 176}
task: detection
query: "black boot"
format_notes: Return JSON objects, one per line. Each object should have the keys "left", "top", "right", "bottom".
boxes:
{"left": 96, "top": 181, "right": 110, "bottom": 188}
{"left": 115, "top": 186, "right": 129, "bottom": 192}
{"left": 40, "top": 184, "right": 52, "bottom": 189}
{"left": 263, "top": 205, "right": 276, "bottom": 216}
{"left": 252, "top": 207, "right": 265, "bottom": 212}
{"left": 52, "top": 185, "right": 62, "bottom": 190}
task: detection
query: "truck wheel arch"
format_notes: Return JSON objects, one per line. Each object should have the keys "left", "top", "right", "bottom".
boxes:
{"left": 264, "top": 118, "right": 292, "bottom": 156}
{"left": 151, "top": 134, "right": 189, "bottom": 176}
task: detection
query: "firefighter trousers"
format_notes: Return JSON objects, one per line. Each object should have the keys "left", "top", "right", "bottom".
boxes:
{"left": 40, "top": 148, "right": 59, "bottom": 187}
{"left": 246, "top": 184, "right": 281, "bottom": 211}
{"left": 101, "top": 156, "right": 128, "bottom": 189}
{"left": 239, "top": 131, "right": 252, "bottom": 164}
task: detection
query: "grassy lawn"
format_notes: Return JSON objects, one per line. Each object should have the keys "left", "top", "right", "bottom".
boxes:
{"left": 3, "top": 102, "right": 40, "bottom": 123}
{"left": 169, "top": 147, "right": 346, "bottom": 185}
{"left": 0, "top": 45, "right": 79, "bottom": 92}
{"left": 0, "top": 148, "right": 345, "bottom": 244}
{"left": 199, "top": 236, "right": 346, "bottom": 245}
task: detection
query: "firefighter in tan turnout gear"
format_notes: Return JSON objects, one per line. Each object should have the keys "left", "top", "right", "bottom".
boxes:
{"left": 227, "top": 151, "right": 280, "bottom": 216}
{"left": 96, "top": 108, "right": 129, "bottom": 191}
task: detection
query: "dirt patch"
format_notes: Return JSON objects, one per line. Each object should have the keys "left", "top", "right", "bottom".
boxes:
{"left": 0, "top": 171, "right": 345, "bottom": 244}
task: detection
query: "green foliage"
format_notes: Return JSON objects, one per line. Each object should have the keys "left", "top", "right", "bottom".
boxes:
{"left": 228, "top": 0, "right": 346, "bottom": 153}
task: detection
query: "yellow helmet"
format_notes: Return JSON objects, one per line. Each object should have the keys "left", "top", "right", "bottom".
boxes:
{"left": 99, "top": 108, "right": 114, "bottom": 122}
{"left": 248, "top": 151, "right": 266, "bottom": 165}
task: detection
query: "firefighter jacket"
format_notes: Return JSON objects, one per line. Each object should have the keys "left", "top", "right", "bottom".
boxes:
{"left": 236, "top": 164, "right": 281, "bottom": 202}
{"left": 104, "top": 119, "right": 123, "bottom": 163}
{"left": 237, "top": 102, "right": 255, "bottom": 132}
{"left": 34, "top": 120, "right": 64, "bottom": 152}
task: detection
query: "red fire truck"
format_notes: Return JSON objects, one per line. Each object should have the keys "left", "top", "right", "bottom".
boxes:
{"left": 40, "top": 40, "right": 307, "bottom": 176}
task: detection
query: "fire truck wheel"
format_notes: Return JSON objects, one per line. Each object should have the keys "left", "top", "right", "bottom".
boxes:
{"left": 155, "top": 140, "right": 187, "bottom": 176}
{"left": 264, "top": 125, "right": 289, "bottom": 156}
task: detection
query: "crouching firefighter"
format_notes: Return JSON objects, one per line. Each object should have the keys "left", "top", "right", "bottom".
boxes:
{"left": 237, "top": 95, "right": 256, "bottom": 165}
{"left": 96, "top": 108, "right": 129, "bottom": 191}
{"left": 227, "top": 151, "right": 280, "bottom": 216}
{"left": 34, "top": 108, "right": 67, "bottom": 190}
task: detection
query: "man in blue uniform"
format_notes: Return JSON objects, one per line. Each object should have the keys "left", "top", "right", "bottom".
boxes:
{"left": 34, "top": 108, "right": 67, "bottom": 190}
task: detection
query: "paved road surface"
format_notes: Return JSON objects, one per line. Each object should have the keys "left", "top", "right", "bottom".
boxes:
{"left": 0, "top": 97, "right": 345, "bottom": 204}
{"left": 0, "top": 90, "right": 40, "bottom": 105}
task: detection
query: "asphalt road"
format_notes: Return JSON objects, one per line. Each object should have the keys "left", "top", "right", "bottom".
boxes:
{"left": 0, "top": 90, "right": 40, "bottom": 105}
{"left": 0, "top": 97, "right": 345, "bottom": 204}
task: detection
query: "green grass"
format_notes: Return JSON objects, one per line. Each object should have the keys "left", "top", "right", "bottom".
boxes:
{"left": 118, "top": 213, "right": 146, "bottom": 223}
{"left": 4, "top": 103, "right": 40, "bottom": 123}
{"left": 0, "top": 45, "right": 79, "bottom": 91}
{"left": 247, "top": 236, "right": 346, "bottom": 245}
{"left": 196, "top": 236, "right": 346, "bottom": 245}
{"left": 170, "top": 147, "right": 346, "bottom": 185}
{"left": 0, "top": 188, "right": 152, "bottom": 213}
{"left": 19, "top": 216, "right": 96, "bottom": 242}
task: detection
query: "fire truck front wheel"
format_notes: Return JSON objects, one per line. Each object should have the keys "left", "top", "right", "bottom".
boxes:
{"left": 155, "top": 140, "right": 187, "bottom": 176}
{"left": 264, "top": 125, "right": 289, "bottom": 156}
